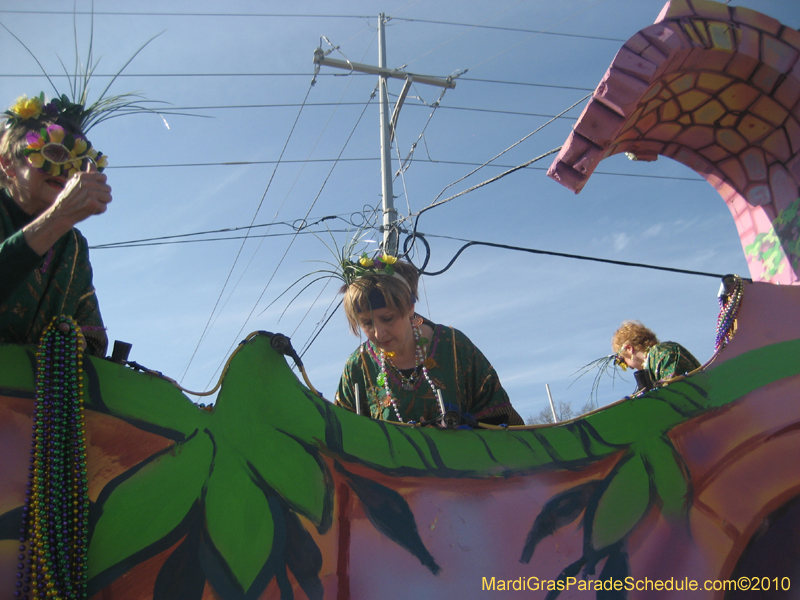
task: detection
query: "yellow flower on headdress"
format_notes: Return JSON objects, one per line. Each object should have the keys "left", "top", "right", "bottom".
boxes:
{"left": 27, "top": 153, "right": 46, "bottom": 169}
{"left": 359, "top": 255, "right": 374, "bottom": 267}
{"left": 10, "top": 95, "right": 43, "bottom": 120}
{"left": 381, "top": 254, "right": 397, "bottom": 265}
{"left": 73, "top": 138, "right": 88, "bottom": 155}
{"left": 65, "top": 160, "right": 82, "bottom": 178}
{"left": 88, "top": 147, "right": 108, "bottom": 170}
{"left": 64, "top": 138, "right": 90, "bottom": 177}
{"left": 47, "top": 125, "right": 66, "bottom": 145}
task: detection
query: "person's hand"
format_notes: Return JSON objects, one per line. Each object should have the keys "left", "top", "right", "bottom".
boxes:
{"left": 22, "top": 160, "right": 113, "bottom": 256}
{"left": 52, "top": 160, "right": 113, "bottom": 225}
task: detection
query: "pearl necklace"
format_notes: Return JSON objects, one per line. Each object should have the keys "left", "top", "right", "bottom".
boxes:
{"left": 376, "top": 318, "right": 440, "bottom": 423}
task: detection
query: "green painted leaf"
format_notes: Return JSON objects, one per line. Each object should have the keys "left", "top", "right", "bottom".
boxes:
{"left": 204, "top": 443, "right": 274, "bottom": 593}
{"left": 638, "top": 436, "right": 690, "bottom": 519}
{"left": 213, "top": 334, "right": 327, "bottom": 446}
{"left": 579, "top": 396, "right": 685, "bottom": 447}
{"left": 220, "top": 417, "right": 329, "bottom": 526}
{"left": 342, "top": 419, "right": 438, "bottom": 471}
{"left": 0, "top": 345, "right": 34, "bottom": 391}
{"left": 89, "top": 355, "right": 201, "bottom": 438}
{"left": 88, "top": 431, "right": 213, "bottom": 578}
{"left": 704, "top": 339, "right": 800, "bottom": 406}
{"left": 589, "top": 453, "right": 651, "bottom": 551}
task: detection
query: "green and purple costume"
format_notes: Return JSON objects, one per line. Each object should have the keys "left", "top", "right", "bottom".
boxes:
{"left": 336, "top": 319, "right": 523, "bottom": 425}
{"left": 645, "top": 341, "right": 701, "bottom": 382}
{"left": 0, "top": 189, "right": 107, "bottom": 356}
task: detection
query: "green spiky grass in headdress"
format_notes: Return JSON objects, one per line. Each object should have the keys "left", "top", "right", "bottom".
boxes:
{"left": 2, "top": 15, "right": 199, "bottom": 176}
{"left": 263, "top": 227, "right": 404, "bottom": 323}
{"left": 569, "top": 352, "right": 629, "bottom": 410}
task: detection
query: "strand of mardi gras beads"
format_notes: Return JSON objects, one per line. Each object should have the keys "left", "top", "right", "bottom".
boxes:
{"left": 377, "top": 316, "right": 440, "bottom": 423}
{"left": 715, "top": 275, "right": 743, "bottom": 351}
{"left": 16, "top": 316, "right": 89, "bottom": 600}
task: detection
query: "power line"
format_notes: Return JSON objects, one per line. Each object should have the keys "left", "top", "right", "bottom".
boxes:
{"left": 91, "top": 229, "right": 347, "bottom": 249}
{"left": 391, "top": 17, "right": 626, "bottom": 42}
{"left": 105, "top": 158, "right": 705, "bottom": 183}
{"left": 413, "top": 233, "right": 751, "bottom": 281}
{"left": 89, "top": 216, "right": 353, "bottom": 249}
{"left": 0, "top": 10, "right": 376, "bottom": 18}
{"left": 0, "top": 72, "right": 357, "bottom": 78}
{"left": 0, "top": 10, "right": 623, "bottom": 44}
{"left": 179, "top": 72, "right": 320, "bottom": 382}
{"left": 417, "top": 94, "right": 591, "bottom": 215}
{"left": 460, "top": 77, "right": 593, "bottom": 91}
{"left": 174, "top": 101, "right": 583, "bottom": 120}
{"left": 199, "top": 78, "right": 382, "bottom": 388}
{"left": 1, "top": 72, "right": 594, "bottom": 91}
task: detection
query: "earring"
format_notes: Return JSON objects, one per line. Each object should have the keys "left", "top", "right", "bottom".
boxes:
{"left": 411, "top": 314, "right": 423, "bottom": 327}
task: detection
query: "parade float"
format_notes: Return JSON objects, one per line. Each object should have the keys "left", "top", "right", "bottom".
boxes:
{"left": 1, "top": 0, "right": 799, "bottom": 598}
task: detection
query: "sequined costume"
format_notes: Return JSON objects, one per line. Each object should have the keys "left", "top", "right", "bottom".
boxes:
{"left": 645, "top": 341, "right": 701, "bottom": 382}
{"left": 336, "top": 319, "right": 523, "bottom": 425}
{"left": 0, "top": 189, "right": 107, "bottom": 356}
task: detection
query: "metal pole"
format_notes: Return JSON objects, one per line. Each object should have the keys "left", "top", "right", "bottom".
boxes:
{"left": 311, "top": 54, "right": 457, "bottom": 89}
{"left": 546, "top": 384, "right": 558, "bottom": 423}
{"left": 378, "top": 13, "right": 398, "bottom": 255}
{"left": 312, "top": 19, "right": 457, "bottom": 257}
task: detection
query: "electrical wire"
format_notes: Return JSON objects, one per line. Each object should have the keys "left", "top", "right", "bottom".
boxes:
{"left": 408, "top": 231, "right": 754, "bottom": 281}
{"left": 104, "top": 157, "right": 705, "bottom": 185}
{"left": 203, "top": 82, "right": 380, "bottom": 386}
{"left": 2, "top": 73, "right": 596, "bottom": 93}
{"left": 419, "top": 92, "right": 590, "bottom": 215}
{"left": 393, "top": 0, "right": 527, "bottom": 69}
{"left": 180, "top": 75, "right": 319, "bottom": 383}
{"left": 89, "top": 215, "right": 347, "bottom": 249}
{"left": 391, "top": 17, "right": 625, "bottom": 43}
{"left": 1, "top": 9, "right": 624, "bottom": 45}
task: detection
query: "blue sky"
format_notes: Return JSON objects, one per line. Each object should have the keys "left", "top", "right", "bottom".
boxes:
{"left": 2, "top": 0, "right": 797, "bottom": 420}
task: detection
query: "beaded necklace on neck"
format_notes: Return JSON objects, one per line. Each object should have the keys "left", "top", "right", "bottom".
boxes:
{"left": 376, "top": 317, "right": 440, "bottom": 423}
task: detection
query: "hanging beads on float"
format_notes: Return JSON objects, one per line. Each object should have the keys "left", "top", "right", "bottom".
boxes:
{"left": 715, "top": 275, "right": 744, "bottom": 351}
{"left": 16, "top": 316, "right": 90, "bottom": 600}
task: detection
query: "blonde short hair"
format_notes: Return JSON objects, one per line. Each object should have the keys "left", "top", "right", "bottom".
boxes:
{"left": 611, "top": 320, "right": 659, "bottom": 354}
{"left": 341, "top": 260, "right": 419, "bottom": 335}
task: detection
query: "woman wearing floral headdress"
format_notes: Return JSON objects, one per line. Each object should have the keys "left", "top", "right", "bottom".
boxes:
{"left": 0, "top": 93, "right": 112, "bottom": 356}
{"left": 335, "top": 254, "right": 524, "bottom": 426}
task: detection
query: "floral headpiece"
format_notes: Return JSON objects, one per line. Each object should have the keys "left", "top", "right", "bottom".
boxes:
{"left": 6, "top": 94, "right": 108, "bottom": 177}
{"left": 266, "top": 228, "right": 411, "bottom": 320}
{"left": 3, "top": 21, "right": 199, "bottom": 176}
{"left": 342, "top": 252, "right": 399, "bottom": 286}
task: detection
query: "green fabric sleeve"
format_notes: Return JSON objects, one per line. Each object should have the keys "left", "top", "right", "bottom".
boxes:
{"left": 0, "top": 229, "right": 43, "bottom": 305}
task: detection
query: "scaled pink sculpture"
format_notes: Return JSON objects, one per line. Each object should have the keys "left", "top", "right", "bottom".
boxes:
{"left": 548, "top": 0, "right": 800, "bottom": 285}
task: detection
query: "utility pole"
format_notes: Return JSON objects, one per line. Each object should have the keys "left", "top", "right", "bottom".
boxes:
{"left": 377, "top": 14, "right": 395, "bottom": 256}
{"left": 313, "top": 13, "right": 457, "bottom": 256}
